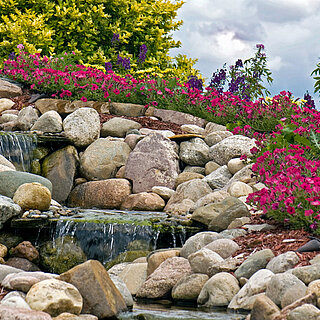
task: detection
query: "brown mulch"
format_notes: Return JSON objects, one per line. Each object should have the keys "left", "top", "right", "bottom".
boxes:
{"left": 6, "top": 89, "right": 320, "bottom": 267}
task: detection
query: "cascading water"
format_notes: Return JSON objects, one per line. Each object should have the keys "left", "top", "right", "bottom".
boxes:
{"left": 0, "top": 132, "right": 37, "bottom": 171}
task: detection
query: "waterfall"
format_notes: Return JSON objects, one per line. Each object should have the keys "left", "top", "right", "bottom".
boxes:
{"left": 0, "top": 132, "right": 37, "bottom": 172}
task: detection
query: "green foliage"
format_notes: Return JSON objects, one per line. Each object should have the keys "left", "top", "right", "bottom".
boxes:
{"left": 0, "top": 0, "right": 200, "bottom": 81}
{"left": 311, "top": 59, "right": 320, "bottom": 97}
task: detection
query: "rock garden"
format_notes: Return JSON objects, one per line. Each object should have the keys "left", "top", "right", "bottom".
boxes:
{"left": 0, "top": 77, "right": 319, "bottom": 320}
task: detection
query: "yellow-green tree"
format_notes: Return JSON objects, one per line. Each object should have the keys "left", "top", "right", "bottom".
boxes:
{"left": 0, "top": 0, "right": 200, "bottom": 81}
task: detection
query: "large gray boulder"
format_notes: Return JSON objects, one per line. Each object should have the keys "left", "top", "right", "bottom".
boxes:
{"left": 63, "top": 107, "right": 100, "bottom": 147}
{"left": 109, "top": 102, "right": 146, "bottom": 117}
{"left": 203, "top": 165, "right": 232, "bottom": 190}
{"left": 209, "top": 135, "right": 256, "bottom": 165}
{"left": 0, "top": 171, "right": 52, "bottom": 198}
{"left": 15, "top": 106, "right": 39, "bottom": 131}
{"left": 68, "top": 179, "right": 131, "bottom": 209}
{"left": 0, "top": 195, "right": 21, "bottom": 229}
{"left": 42, "top": 145, "right": 79, "bottom": 202}
{"left": 191, "top": 196, "right": 250, "bottom": 231}
{"left": 31, "top": 110, "right": 63, "bottom": 133}
{"left": 291, "top": 264, "right": 320, "bottom": 285}
{"left": 80, "top": 138, "right": 131, "bottom": 181}
{"left": 101, "top": 117, "right": 141, "bottom": 138}
{"left": 179, "top": 138, "right": 210, "bottom": 166}
{"left": 124, "top": 133, "right": 180, "bottom": 193}
{"left": 204, "top": 238, "right": 240, "bottom": 259}
{"left": 164, "top": 179, "right": 212, "bottom": 215}
{"left": 266, "top": 251, "right": 299, "bottom": 274}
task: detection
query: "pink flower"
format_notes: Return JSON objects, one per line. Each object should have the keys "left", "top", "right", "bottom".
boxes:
{"left": 311, "top": 200, "right": 320, "bottom": 206}
{"left": 80, "top": 96, "right": 87, "bottom": 102}
{"left": 17, "top": 44, "right": 24, "bottom": 49}
{"left": 104, "top": 91, "right": 109, "bottom": 99}
{"left": 151, "top": 101, "right": 158, "bottom": 106}
{"left": 287, "top": 206, "right": 295, "bottom": 215}
{"left": 305, "top": 209, "right": 314, "bottom": 216}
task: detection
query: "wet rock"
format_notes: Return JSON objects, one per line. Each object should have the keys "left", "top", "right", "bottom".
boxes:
{"left": 118, "top": 262, "right": 148, "bottom": 295}
{"left": 265, "top": 273, "right": 307, "bottom": 307}
{"left": 204, "top": 238, "right": 240, "bottom": 259}
{"left": 147, "top": 249, "right": 180, "bottom": 276}
{"left": 209, "top": 135, "right": 256, "bottom": 165}
{"left": 164, "top": 179, "right": 211, "bottom": 215}
{"left": 266, "top": 251, "right": 299, "bottom": 274}
{"left": 10, "top": 241, "right": 39, "bottom": 262}
{"left": 250, "top": 294, "right": 281, "bottom": 320}
{"left": 0, "top": 233, "right": 23, "bottom": 251}
{"left": 0, "top": 79, "right": 22, "bottom": 98}
{"left": 124, "top": 133, "right": 180, "bottom": 193}
{"left": 68, "top": 179, "right": 131, "bottom": 209}
{"left": 80, "top": 138, "right": 131, "bottom": 181}
{"left": 203, "top": 165, "right": 232, "bottom": 190}
{"left": 109, "top": 102, "right": 146, "bottom": 117}
{"left": 120, "top": 192, "right": 165, "bottom": 211}
{"left": 0, "top": 171, "right": 52, "bottom": 198}
{"left": 109, "top": 274, "right": 134, "bottom": 307}
{"left": 5, "top": 257, "right": 40, "bottom": 272}
{"left": 13, "top": 182, "right": 51, "bottom": 211}
{"left": 0, "top": 291, "right": 31, "bottom": 310}
{"left": 175, "top": 172, "right": 204, "bottom": 188}
{"left": 0, "top": 195, "right": 21, "bottom": 229}
{"left": 101, "top": 117, "right": 141, "bottom": 138}
{"left": 180, "top": 231, "right": 223, "bottom": 258}
{"left": 2, "top": 271, "right": 56, "bottom": 292}
{"left": 42, "top": 145, "right": 79, "bottom": 203}
{"left": 172, "top": 273, "right": 209, "bottom": 301}
{"left": 16, "top": 106, "right": 39, "bottom": 131}
{"left": 136, "top": 257, "right": 192, "bottom": 299}
{"left": 31, "top": 110, "right": 63, "bottom": 133}
{"left": 58, "top": 260, "right": 127, "bottom": 319}
{"left": 192, "top": 196, "right": 250, "bottom": 231}
{"left": 40, "top": 236, "right": 87, "bottom": 274}
{"left": 204, "top": 130, "right": 233, "bottom": 147}
{"left": 0, "top": 306, "right": 51, "bottom": 320}
{"left": 0, "top": 155, "right": 15, "bottom": 170}
{"left": 179, "top": 138, "right": 209, "bottom": 166}
{"left": 197, "top": 272, "right": 240, "bottom": 307}
{"left": 0, "top": 164, "right": 15, "bottom": 172}
{"left": 235, "top": 249, "right": 274, "bottom": 280}
{"left": 26, "top": 278, "right": 83, "bottom": 317}
{"left": 63, "top": 107, "right": 100, "bottom": 147}
{"left": 188, "top": 248, "right": 223, "bottom": 275}
{"left": 228, "top": 269, "right": 274, "bottom": 310}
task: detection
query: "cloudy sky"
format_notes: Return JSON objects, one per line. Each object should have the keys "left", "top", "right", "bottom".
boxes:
{"left": 170, "top": 0, "right": 320, "bottom": 105}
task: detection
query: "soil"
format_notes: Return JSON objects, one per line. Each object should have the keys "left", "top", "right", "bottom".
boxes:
{"left": 5, "top": 90, "right": 320, "bottom": 267}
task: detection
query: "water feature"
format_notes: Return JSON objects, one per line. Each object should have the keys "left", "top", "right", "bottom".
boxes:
{"left": 0, "top": 131, "right": 37, "bottom": 171}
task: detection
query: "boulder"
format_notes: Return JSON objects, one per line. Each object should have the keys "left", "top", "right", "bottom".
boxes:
{"left": 5, "top": 257, "right": 40, "bottom": 272}
{"left": 188, "top": 248, "right": 224, "bottom": 275}
{"left": 35, "top": 98, "right": 70, "bottom": 114}
{"left": 291, "top": 264, "right": 320, "bottom": 285}
{"left": 53, "top": 313, "right": 98, "bottom": 320}
{"left": 183, "top": 165, "right": 205, "bottom": 175}
{"left": 227, "top": 158, "right": 246, "bottom": 174}
{"left": 209, "top": 135, "right": 256, "bottom": 165}
{"left": 13, "top": 182, "right": 51, "bottom": 211}
{"left": 203, "top": 165, "right": 232, "bottom": 190}
{"left": 0, "top": 265, "right": 23, "bottom": 282}
{"left": 2, "top": 271, "right": 56, "bottom": 292}
{"left": 68, "top": 179, "right": 131, "bottom": 209}
{"left": 120, "top": 192, "right": 165, "bottom": 211}
{"left": 0, "top": 98, "right": 15, "bottom": 113}
{"left": 151, "top": 186, "right": 175, "bottom": 201}
{"left": 63, "top": 107, "right": 100, "bottom": 147}
{"left": 0, "top": 79, "right": 22, "bottom": 98}
{"left": 250, "top": 294, "right": 281, "bottom": 320}
{"left": 308, "top": 279, "right": 320, "bottom": 308}
{"left": 16, "top": 106, "right": 39, "bottom": 131}
{"left": 0, "top": 291, "right": 31, "bottom": 310}
{"left": 172, "top": 273, "right": 209, "bottom": 301}
{"left": 191, "top": 196, "right": 250, "bottom": 231}
{"left": 101, "top": 117, "right": 141, "bottom": 138}
{"left": 58, "top": 260, "right": 127, "bottom": 319}
{"left": 204, "top": 122, "right": 227, "bottom": 135}
{"left": 10, "top": 241, "right": 39, "bottom": 262}
{"left": 109, "top": 102, "right": 146, "bottom": 117}
{"left": 139, "top": 128, "right": 174, "bottom": 138}
{"left": 26, "top": 278, "right": 83, "bottom": 317}
{"left": 42, "top": 145, "right": 79, "bottom": 203}
{"left": 228, "top": 269, "right": 274, "bottom": 310}
{"left": 109, "top": 274, "right": 134, "bottom": 307}
{"left": 204, "top": 130, "right": 233, "bottom": 147}
{"left": 204, "top": 238, "right": 239, "bottom": 259}
{"left": 197, "top": 272, "right": 240, "bottom": 307}
{"left": 227, "top": 181, "right": 253, "bottom": 198}
{"left": 31, "top": 110, "right": 63, "bottom": 133}
{"left": 0, "top": 113, "right": 18, "bottom": 125}
{"left": 204, "top": 161, "right": 220, "bottom": 175}
{"left": 175, "top": 172, "right": 204, "bottom": 188}
{"left": 136, "top": 257, "right": 192, "bottom": 299}
{"left": 0, "top": 306, "right": 51, "bottom": 320}
{"left": 179, "top": 138, "right": 210, "bottom": 166}
{"left": 0, "top": 195, "right": 21, "bottom": 229}
{"left": 207, "top": 258, "right": 240, "bottom": 277}
{"left": 147, "top": 249, "right": 180, "bottom": 276}
{"left": 287, "top": 304, "right": 320, "bottom": 320}
{"left": 0, "top": 243, "right": 7, "bottom": 258}
{"left": 40, "top": 236, "right": 87, "bottom": 274}
{"left": 0, "top": 155, "right": 15, "bottom": 170}
{"left": 181, "top": 124, "right": 205, "bottom": 135}
{"left": 118, "top": 262, "right": 148, "bottom": 295}
{"left": 125, "top": 133, "right": 180, "bottom": 193}
{"left": 192, "top": 190, "right": 229, "bottom": 211}
{"left": 180, "top": 231, "right": 223, "bottom": 258}
{"left": 266, "top": 251, "right": 300, "bottom": 274}
{"left": 235, "top": 249, "right": 274, "bottom": 280}
{"left": 80, "top": 138, "right": 131, "bottom": 181}
{"left": 164, "top": 179, "right": 212, "bottom": 215}
{"left": 0, "top": 171, "right": 52, "bottom": 198}
{"left": 265, "top": 273, "right": 307, "bottom": 307}
{"left": 0, "top": 164, "right": 15, "bottom": 172}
